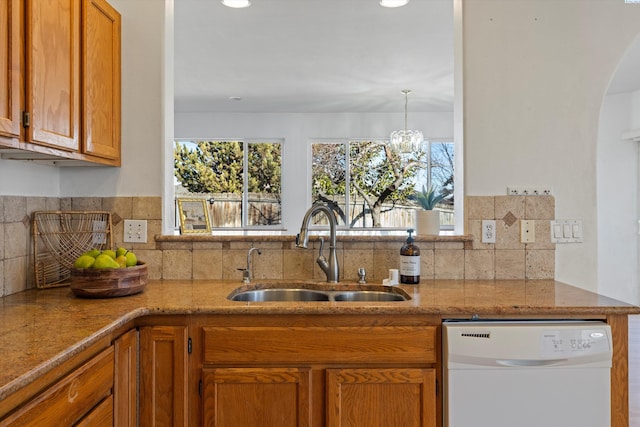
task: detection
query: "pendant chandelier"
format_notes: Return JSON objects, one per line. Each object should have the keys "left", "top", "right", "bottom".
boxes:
{"left": 389, "top": 90, "right": 423, "bottom": 154}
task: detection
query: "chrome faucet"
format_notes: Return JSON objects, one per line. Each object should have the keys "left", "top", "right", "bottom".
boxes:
{"left": 240, "top": 247, "right": 261, "bottom": 283}
{"left": 296, "top": 203, "right": 339, "bottom": 282}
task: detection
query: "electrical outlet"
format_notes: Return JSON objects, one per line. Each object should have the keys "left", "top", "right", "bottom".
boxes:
{"left": 520, "top": 220, "right": 535, "bottom": 243}
{"left": 124, "top": 220, "right": 147, "bottom": 243}
{"left": 507, "top": 187, "right": 552, "bottom": 196}
{"left": 481, "top": 220, "right": 496, "bottom": 243}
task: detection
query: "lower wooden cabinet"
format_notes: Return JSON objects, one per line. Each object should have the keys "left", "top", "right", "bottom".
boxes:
{"left": 326, "top": 368, "right": 437, "bottom": 427}
{"left": 114, "top": 328, "right": 138, "bottom": 426}
{"left": 0, "top": 346, "right": 114, "bottom": 426}
{"left": 202, "top": 367, "right": 312, "bottom": 427}
{"left": 139, "top": 325, "right": 189, "bottom": 427}
{"left": 198, "top": 315, "right": 440, "bottom": 427}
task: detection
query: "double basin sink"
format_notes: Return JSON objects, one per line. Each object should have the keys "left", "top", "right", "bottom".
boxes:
{"left": 228, "top": 283, "right": 411, "bottom": 302}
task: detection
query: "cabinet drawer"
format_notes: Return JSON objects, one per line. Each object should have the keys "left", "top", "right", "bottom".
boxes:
{"left": 203, "top": 325, "right": 436, "bottom": 364}
{"left": 1, "top": 347, "right": 114, "bottom": 426}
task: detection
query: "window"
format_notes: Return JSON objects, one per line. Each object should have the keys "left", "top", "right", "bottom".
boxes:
{"left": 173, "top": 140, "right": 282, "bottom": 229}
{"left": 311, "top": 139, "right": 454, "bottom": 230}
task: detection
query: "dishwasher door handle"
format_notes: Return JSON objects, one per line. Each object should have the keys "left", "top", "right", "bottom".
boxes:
{"left": 496, "top": 358, "right": 569, "bottom": 367}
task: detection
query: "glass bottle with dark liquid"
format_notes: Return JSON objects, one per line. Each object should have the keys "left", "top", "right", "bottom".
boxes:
{"left": 400, "top": 228, "right": 420, "bottom": 284}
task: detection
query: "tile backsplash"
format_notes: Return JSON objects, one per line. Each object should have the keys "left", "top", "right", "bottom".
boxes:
{"left": 0, "top": 195, "right": 555, "bottom": 297}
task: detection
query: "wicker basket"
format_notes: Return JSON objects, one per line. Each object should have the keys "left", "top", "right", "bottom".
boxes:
{"left": 32, "top": 211, "right": 113, "bottom": 288}
{"left": 70, "top": 262, "right": 148, "bottom": 298}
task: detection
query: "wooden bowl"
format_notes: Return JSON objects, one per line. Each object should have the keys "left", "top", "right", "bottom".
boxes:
{"left": 70, "top": 262, "right": 148, "bottom": 298}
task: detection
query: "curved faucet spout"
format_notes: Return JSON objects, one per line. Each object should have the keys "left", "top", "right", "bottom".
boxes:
{"left": 296, "top": 203, "right": 339, "bottom": 282}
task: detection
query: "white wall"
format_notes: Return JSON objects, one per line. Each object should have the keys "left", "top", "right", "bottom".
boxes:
{"left": 462, "top": 0, "right": 640, "bottom": 296}
{"left": 175, "top": 111, "right": 453, "bottom": 231}
{"left": 598, "top": 90, "right": 640, "bottom": 305}
{"left": 59, "top": 0, "right": 165, "bottom": 197}
{"left": 0, "top": 159, "right": 60, "bottom": 196}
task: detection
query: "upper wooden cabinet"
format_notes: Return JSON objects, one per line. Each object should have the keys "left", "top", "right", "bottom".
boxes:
{"left": 0, "top": 0, "right": 21, "bottom": 144}
{"left": 0, "top": 0, "right": 121, "bottom": 166}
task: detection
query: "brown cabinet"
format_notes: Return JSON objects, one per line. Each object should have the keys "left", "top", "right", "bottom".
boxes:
{"left": 139, "top": 325, "right": 189, "bottom": 427}
{"left": 198, "top": 315, "right": 439, "bottom": 427}
{"left": 114, "top": 328, "right": 138, "bottom": 427}
{"left": 0, "top": 0, "right": 120, "bottom": 165}
{"left": 326, "top": 368, "right": 437, "bottom": 427}
{"left": 0, "top": 346, "right": 114, "bottom": 426}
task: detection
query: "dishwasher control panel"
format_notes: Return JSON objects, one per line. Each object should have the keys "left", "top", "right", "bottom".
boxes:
{"left": 540, "top": 327, "right": 610, "bottom": 357}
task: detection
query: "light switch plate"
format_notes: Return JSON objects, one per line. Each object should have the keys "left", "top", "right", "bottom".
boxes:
{"left": 124, "top": 219, "right": 147, "bottom": 243}
{"left": 520, "top": 220, "right": 535, "bottom": 243}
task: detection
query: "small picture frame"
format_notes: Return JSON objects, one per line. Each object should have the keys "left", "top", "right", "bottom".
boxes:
{"left": 177, "top": 198, "right": 211, "bottom": 234}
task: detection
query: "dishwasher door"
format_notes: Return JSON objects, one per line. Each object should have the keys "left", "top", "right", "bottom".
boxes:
{"left": 443, "top": 321, "right": 613, "bottom": 427}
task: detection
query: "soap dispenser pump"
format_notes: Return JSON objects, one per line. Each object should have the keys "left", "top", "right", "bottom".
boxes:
{"left": 400, "top": 228, "right": 420, "bottom": 284}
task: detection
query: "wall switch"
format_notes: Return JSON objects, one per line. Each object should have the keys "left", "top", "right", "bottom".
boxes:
{"left": 92, "top": 220, "right": 108, "bottom": 245}
{"left": 481, "top": 220, "right": 496, "bottom": 243}
{"left": 124, "top": 219, "right": 147, "bottom": 243}
{"left": 520, "top": 220, "right": 535, "bottom": 243}
{"left": 507, "top": 187, "right": 552, "bottom": 196}
{"left": 550, "top": 220, "right": 583, "bottom": 243}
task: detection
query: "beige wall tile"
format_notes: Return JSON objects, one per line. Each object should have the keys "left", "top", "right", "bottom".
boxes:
{"left": 435, "top": 250, "right": 464, "bottom": 279}
{"left": 495, "top": 219, "right": 524, "bottom": 250}
{"left": 253, "top": 249, "right": 283, "bottom": 280}
{"left": 495, "top": 196, "right": 525, "bottom": 219}
{"left": 0, "top": 223, "right": 4, "bottom": 260}
{"left": 283, "top": 248, "right": 314, "bottom": 280}
{"left": 71, "top": 197, "right": 103, "bottom": 211}
{"left": 4, "top": 222, "right": 28, "bottom": 258}
{"left": 495, "top": 249, "right": 525, "bottom": 279}
{"left": 45, "top": 197, "right": 61, "bottom": 211}
{"left": 373, "top": 249, "right": 399, "bottom": 282}
{"left": 4, "top": 197, "right": 26, "bottom": 222}
{"left": 527, "top": 220, "right": 555, "bottom": 250}
{"left": 222, "top": 249, "right": 249, "bottom": 281}
{"left": 465, "top": 250, "right": 495, "bottom": 279}
{"left": 132, "top": 197, "right": 162, "bottom": 220}
{"left": 27, "top": 197, "right": 47, "bottom": 214}
{"left": 525, "top": 196, "right": 555, "bottom": 220}
{"left": 526, "top": 250, "right": 555, "bottom": 279}
{"left": 343, "top": 249, "right": 374, "bottom": 282}
{"left": 0, "top": 197, "right": 4, "bottom": 222}
{"left": 136, "top": 249, "right": 163, "bottom": 280}
{"left": 193, "top": 249, "right": 223, "bottom": 279}
{"left": 466, "top": 196, "right": 494, "bottom": 220}
{"left": 4, "top": 256, "right": 27, "bottom": 295}
{"left": 162, "top": 250, "right": 193, "bottom": 280}
{"left": 102, "top": 197, "right": 133, "bottom": 220}
{"left": 0, "top": 260, "right": 4, "bottom": 297}
{"left": 420, "top": 249, "right": 435, "bottom": 280}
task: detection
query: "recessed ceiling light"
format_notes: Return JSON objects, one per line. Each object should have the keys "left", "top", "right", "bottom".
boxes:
{"left": 222, "top": 0, "right": 251, "bottom": 8}
{"left": 380, "top": 0, "right": 409, "bottom": 7}
{"left": 229, "top": 96, "right": 242, "bottom": 101}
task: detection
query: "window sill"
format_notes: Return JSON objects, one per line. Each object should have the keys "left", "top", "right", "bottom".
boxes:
{"left": 156, "top": 233, "right": 472, "bottom": 244}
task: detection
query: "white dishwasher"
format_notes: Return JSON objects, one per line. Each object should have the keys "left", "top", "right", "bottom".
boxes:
{"left": 443, "top": 320, "right": 613, "bottom": 427}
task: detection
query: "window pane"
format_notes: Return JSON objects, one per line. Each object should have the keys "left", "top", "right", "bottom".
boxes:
{"left": 430, "top": 141, "right": 455, "bottom": 227}
{"left": 247, "top": 142, "right": 282, "bottom": 226}
{"left": 349, "top": 140, "right": 425, "bottom": 228}
{"left": 311, "top": 143, "right": 347, "bottom": 226}
{"left": 174, "top": 140, "right": 244, "bottom": 227}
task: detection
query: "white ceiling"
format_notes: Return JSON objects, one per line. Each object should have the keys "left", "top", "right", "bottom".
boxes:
{"left": 174, "top": 0, "right": 639, "bottom": 114}
{"left": 174, "top": 0, "right": 454, "bottom": 113}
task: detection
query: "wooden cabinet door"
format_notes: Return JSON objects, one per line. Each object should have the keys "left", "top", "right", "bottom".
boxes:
{"left": 139, "top": 326, "right": 189, "bottom": 427}
{"left": 202, "top": 367, "right": 312, "bottom": 427}
{"left": 114, "top": 328, "right": 138, "bottom": 427}
{"left": 326, "top": 368, "right": 437, "bottom": 427}
{"left": 82, "top": 0, "right": 120, "bottom": 161}
{"left": 0, "top": 0, "right": 21, "bottom": 144}
{"left": 25, "top": 0, "right": 80, "bottom": 151}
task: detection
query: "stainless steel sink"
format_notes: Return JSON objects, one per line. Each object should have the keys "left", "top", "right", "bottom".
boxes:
{"left": 229, "top": 288, "right": 330, "bottom": 302}
{"left": 333, "top": 291, "right": 407, "bottom": 302}
{"left": 228, "top": 285, "right": 410, "bottom": 302}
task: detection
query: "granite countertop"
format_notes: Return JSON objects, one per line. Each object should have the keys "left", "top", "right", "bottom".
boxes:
{"left": 0, "top": 279, "right": 638, "bottom": 402}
